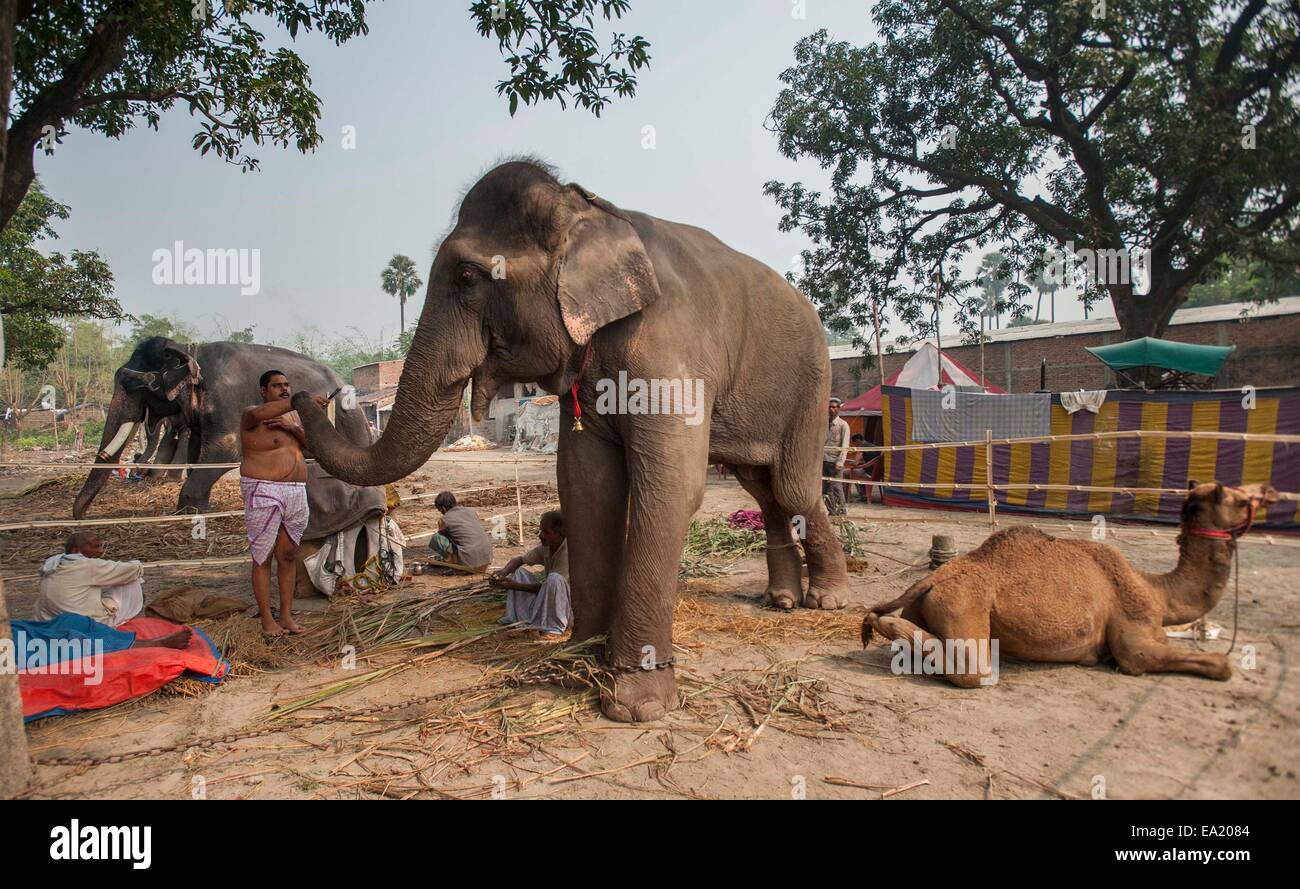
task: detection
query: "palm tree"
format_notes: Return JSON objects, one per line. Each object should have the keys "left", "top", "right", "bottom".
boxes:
{"left": 977, "top": 251, "right": 1009, "bottom": 329}
{"left": 1033, "top": 263, "right": 1062, "bottom": 323}
{"left": 381, "top": 255, "right": 423, "bottom": 334}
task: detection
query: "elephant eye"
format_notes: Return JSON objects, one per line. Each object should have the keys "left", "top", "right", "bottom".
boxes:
{"left": 458, "top": 263, "right": 484, "bottom": 284}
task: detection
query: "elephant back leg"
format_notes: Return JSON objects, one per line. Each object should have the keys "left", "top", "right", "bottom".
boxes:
{"left": 733, "top": 465, "right": 803, "bottom": 610}
{"left": 767, "top": 393, "right": 850, "bottom": 609}
{"left": 770, "top": 456, "right": 849, "bottom": 610}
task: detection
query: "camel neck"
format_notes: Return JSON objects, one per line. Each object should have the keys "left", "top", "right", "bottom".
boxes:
{"left": 1152, "top": 530, "right": 1235, "bottom": 625}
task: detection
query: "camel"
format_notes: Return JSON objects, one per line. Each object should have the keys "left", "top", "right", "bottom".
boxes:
{"left": 863, "top": 482, "right": 1278, "bottom": 687}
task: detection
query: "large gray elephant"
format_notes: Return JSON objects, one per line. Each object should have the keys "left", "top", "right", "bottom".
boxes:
{"left": 295, "top": 160, "right": 850, "bottom": 722}
{"left": 74, "top": 337, "right": 370, "bottom": 517}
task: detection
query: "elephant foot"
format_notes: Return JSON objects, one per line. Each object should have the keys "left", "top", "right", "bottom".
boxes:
{"left": 803, "top": 585, "right": 848, "bottom": 610}
{"left": 545, "top": 632, "right": 604, "bottom": 688}
{"left": 600, "top": 666, "right": 678, "bottom": 723}
{"left": 764, "top": 586, "right": 800, "bottom": 610}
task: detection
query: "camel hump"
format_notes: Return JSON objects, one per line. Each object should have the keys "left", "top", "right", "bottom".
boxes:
{"left": 978, "top": 525, "right": 1054, "bottom": 552}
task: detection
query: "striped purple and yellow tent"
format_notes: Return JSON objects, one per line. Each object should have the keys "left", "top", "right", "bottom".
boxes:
{"left": 880, "top": 385, "right": 1300, "bottom": 529}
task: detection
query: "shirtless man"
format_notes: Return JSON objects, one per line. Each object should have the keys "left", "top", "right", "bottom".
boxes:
{"left": 240, "top": 370, "right": 327, "bottom": 637}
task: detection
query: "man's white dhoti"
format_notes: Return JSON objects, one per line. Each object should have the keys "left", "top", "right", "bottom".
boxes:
{"left": 499, "top": 567, "right": 571, "bottom": 634}
{"left": 102, "top": 580, "right": 144, "bottom": 627}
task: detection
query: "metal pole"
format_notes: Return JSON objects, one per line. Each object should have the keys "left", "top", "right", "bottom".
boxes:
{"left": 514, "top": 461, "right": 525, "bottom": 544}
{"left": 871, "top": 295, "right": 884, "bottom": 389}
{"left": 985, "top": 429, "right": 997, "bottom": 529}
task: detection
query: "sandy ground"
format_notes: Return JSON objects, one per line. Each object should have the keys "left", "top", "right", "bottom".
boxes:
{"left": 3, "top": 450, "right": 1298, "bottom": 800}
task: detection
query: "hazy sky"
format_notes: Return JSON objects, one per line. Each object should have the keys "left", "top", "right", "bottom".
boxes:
{"left": 36, "top": 0, "right": 1105, "bottom": 351}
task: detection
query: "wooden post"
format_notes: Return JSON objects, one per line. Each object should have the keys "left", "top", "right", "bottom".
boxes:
{"left": 514, "top": 461, "right": 525, "bottom": 544}
{"left": 0, "top": 577, "right": 32, "bottom": 798}
{"left": 985, "top": 429, "right": 996, "bottom": 529}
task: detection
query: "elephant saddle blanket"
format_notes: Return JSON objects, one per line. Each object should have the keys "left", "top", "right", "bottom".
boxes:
{"left": 241, "top": 478, "right": 309, "bottom": 565}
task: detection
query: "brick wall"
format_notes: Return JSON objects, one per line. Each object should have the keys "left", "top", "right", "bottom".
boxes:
{"left": 353, "top": 359, "right": 405, "bottom": 392}
{"left": 832, "top": 311, "right": 1300, "bottom": 399}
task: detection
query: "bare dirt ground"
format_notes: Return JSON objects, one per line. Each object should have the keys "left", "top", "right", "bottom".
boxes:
{"left": 3, "top": 450, "right": 1298, "bottom": 800}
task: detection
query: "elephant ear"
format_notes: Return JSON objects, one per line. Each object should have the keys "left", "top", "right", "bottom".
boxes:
{"left": 160, "top": 346, "right": 202, "bottom": 401}
{"left": 555, "top": 187, "right": 660, "bottom": 346}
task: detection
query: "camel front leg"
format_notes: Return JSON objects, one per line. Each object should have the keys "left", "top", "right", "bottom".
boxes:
{"left": 1108, "top": 625, "right": 1232, "bottom": 681}
{"left": 866, "top": 613, "right": 995, "bottom": 689}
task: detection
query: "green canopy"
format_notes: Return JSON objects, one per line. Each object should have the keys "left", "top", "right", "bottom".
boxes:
{"left": 1086, "top": 337, "right": 1235, "bottom": 377}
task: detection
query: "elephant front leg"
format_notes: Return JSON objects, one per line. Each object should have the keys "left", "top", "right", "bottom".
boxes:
{"left": 557, "top": 428, "right": 627, "bottom": 646}
{"left": 600, "top": 441, "right": 707, "bottom": 722}
{"left": 177, "top": 431, "right": 234, "bottom": 513}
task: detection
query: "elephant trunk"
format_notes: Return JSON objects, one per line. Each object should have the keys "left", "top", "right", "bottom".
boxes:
{"left": 293, "top": 324, "right": 473, "bottom": 487}
{"left": 72, "top": 387, "right": 142, "bottom": 518}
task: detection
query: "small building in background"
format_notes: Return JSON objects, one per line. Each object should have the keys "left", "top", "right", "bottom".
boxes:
{"left": 352, "top": 358, "right": 404, "bottom": 434}
{"left": 351, "top": 357, "right": 540, "bottom": 445}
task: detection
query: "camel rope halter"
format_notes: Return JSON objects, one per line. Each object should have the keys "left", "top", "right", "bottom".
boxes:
{"left": 1184, "top": 487, "right": 1263, "bottom": 655}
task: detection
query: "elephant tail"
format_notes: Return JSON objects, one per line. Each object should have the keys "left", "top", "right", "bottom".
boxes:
{"left": 861, "top": 576, "right": 934, "bottom": 648}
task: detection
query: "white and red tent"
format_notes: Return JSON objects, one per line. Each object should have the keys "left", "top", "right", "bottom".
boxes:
{"left": 840, "top": 342, "right": 1006, "bottom": 417}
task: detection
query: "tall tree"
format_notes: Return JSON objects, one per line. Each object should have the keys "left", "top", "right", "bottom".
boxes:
{"left": 1032, "top": 261, "right": 1062, "bottom": 322}
{"left": 765, "top": 1, "right": 1300, "bottom": 346}
{"left": 1, "top": 0, "right": 650, "bottom": 233}
{"left": 0, "top": 0, "right": 25, "bottom": 797}
{"left": 977, "top": 249, "right": 1011, "bottom": 328}
{"left": 1184, "top": 255, "right": 1300, "bottom": 307}
{"left": 0, "top": 180, "right": 119, "bottom": 369}
{"left": 381, "top": 254, "right": 422, "bottom": 334}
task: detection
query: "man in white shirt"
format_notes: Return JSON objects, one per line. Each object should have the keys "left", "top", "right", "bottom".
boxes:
{"left": 824, "top": 397, "right": 851, "bottom": 515}
{"left": 34, "top": 531, "right": 145, "bottom": 627}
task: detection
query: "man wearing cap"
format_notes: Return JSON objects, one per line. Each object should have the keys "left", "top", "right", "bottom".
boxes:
{"left": 824, "top": 397, "right": 851, "bottom": 515}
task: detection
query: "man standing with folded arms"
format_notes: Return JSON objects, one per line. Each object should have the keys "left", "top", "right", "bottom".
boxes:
{"left": 240, "top": 370, "right": 327, "bottom": 637}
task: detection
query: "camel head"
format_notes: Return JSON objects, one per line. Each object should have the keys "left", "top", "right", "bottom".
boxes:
{"left": 1181, "top": 481, "right": 1279, "bottom": 538}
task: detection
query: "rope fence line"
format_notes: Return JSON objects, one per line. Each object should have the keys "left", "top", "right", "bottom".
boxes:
{"left": 3, "top": 426, "right": 1294, "bottom": 579}
{"left": 836, "top": 515, "right": 1300, "bottom": 549}
{"left": 0, "top": 510, "right": 246, "bottom": 532}
{"left": 1, "top": 453, "right": 559, "bottom": 471}
{"left": 402, "top": 501, "right": 561, "bottom": 543}
{"left": 821, "top": 475, "right": 1300, "bottom": 501}
{"left": 0, "top": 500, "right": 566, "bottom": 583}
{"left": 822, "top": 427, "right": 1300, "bottom": 529}
{"left": 0, "top": 482, "right": 557, "bottom": 532}
{"left": 823, "top": 428, "right": 1300, "bottom": 456}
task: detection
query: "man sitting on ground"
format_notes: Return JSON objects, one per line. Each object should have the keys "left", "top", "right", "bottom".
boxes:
{"left": 427, "top": 491, "right": 493, "bottom": 573}
{"left": 490, "top": 510, "right": 570, "bottom": 639}
{"left": 34, "top": 531, "right": 145, "bottom": 628}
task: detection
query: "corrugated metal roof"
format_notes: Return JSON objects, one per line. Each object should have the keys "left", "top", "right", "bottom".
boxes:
{"left": 829, "top": 296, "right": 1300, "bottom": 360}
